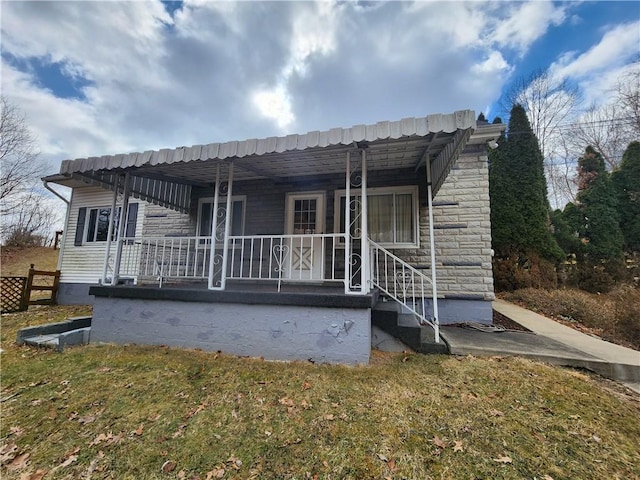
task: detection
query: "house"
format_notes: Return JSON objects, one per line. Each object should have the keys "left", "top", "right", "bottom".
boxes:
{"left": 44, "top": 110, "right": 504, "bottom": 364}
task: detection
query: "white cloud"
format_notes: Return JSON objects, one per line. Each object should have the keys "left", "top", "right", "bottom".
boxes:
{"left": 549, "top": 21, "right": 640, "bottom": 82}
{"left": 491, "top": 0, "right": 567, "bottom": 54}
{"left": 252, "top": 85, "right": 295, "bottom": 129}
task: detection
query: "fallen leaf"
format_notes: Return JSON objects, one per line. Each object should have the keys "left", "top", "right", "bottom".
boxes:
{"left": 172, "top": 424, "right": 187, "bottom": 438}
{"left": 89, "top": 433, "right": 108, "bottom": 446}
{"left": 177, "top": 470, "right": 186, "bottom": 479}
{"left": 376, "top": 453, "right": 388, "bottom": 462}
{"left": 78, "top": 414, "right": 97, "bottom": 425}
{"left": 302, "top": 382, "right": 312, "bottom": 391}
{"left": 205, "top": 467, "right": 225, "bottom": 479}
{"left": 18, "top": 469, "right": 48, "bottom": 480}
{"left": 489, "top": 409, "right": 504, "bottom": 417}
{"left": 58, "top": 454, "right": 78, "bottom": 469}
{"left": 453, "top": 440, "right": 464, "bottom": 452}
{"left": 279, "top": 397, "right": 295, "bottom": 407}
{"left": 105, "top": 432, "right": 123, "bottom": 446}
{"left": 185, "top": 403, "right": 207, "bottom": 420}
{"left": 432, "top": 436, "right": 447, "bottom": 449}
{"left": 226, "top": 455, "right": 242, "bottom": 469}
{"left": 131, "top": 424, "right": 144, "bottom": 436}
{"left": 324, "top": 414, "right": 334, "bottom": 421}
{"left": 30, "top": 399, "right": 42, "bottom": 406}
{"left": 0, "top": 442, "right": 18, "bottom": 464}
{"left": 161, "top": 460, "right": 177, "bottom": 473}
{"left": 493, "top": 455, "right": 512, "bottom": 464}
{"left": 67, "top": 412, "right": 78, "bottom": 421}
{"left": 97, "top": 367, "right": 111, "bottom": 372}
{"left": 84, "top": 451, "right": 105, "bottom": 478}
{"left": 7, "top": 452, "right": 30, "bottom": 471}
{"left": 387, "top": 458, "right": 396, "bottom": 471}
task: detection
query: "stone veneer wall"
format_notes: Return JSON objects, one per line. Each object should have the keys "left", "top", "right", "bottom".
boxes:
{"left": 142, "top": 204, "right": 197, "bottom": 237}
{"left": 401, "top": 151, "right": 494, "bottom": 302}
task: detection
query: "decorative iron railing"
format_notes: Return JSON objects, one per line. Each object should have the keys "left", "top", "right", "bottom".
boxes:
{"left": 368, "top": 239, "right": 440, "bottom": 342}
{"left": 117, "top": 234, "right": 347, "bottom": 290}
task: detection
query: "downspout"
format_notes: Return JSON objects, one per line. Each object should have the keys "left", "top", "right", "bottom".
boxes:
{"left": 43, "top": 179, "right": 70, "bottom": 272}
{"left": 426, "top": 161, "right": 440, "bottom": 343}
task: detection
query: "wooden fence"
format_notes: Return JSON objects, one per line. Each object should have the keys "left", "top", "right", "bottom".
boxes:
{"left": 0, "top": 264, "right": 60, "bottom": 313}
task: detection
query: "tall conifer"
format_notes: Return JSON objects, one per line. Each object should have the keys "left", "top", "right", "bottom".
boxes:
{"left": 613, "top": 141, "right": 640, "bottom": 253}
{"left": 489, "top": 104, "right": 563, "bottom": 260}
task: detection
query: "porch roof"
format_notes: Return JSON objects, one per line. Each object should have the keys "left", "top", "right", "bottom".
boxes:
{"left": 48, "top": 110, "right": 496, "bottom": 213}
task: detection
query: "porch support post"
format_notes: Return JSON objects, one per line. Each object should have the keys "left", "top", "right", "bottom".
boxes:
{"left": 219, "top": 162, "right": 234, "bottom": 290}
{"left": 360, "top": 149, "right": 368, "bottom": 294}
{"left": 111, "top": 172, "right": 131, "bottom": 285}
{"left": 101, "top": 174, "right": 121, "bottom": 285}
{"left": 207, "top": 164, "right": 221, "bottom": 290}
{"left": 426, "top": 160, "right": 440, "bottom": 343}
{"left": 344, "top": 151, "right": 351, "bottom": 294}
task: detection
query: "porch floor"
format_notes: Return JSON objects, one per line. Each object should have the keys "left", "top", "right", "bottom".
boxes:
{"left": 90, "top": 281, "right": 377, "bottom": 309}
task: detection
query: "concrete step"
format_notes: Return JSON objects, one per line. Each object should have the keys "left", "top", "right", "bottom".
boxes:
{"left": 17, "top": 317, "right": 92, "bottom": 352}
{"left": 372, "top": 300, "right": 448, "bottom": 354}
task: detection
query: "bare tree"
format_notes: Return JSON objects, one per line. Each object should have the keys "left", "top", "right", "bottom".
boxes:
{"left": 503, "top": 68, "right": 581, "bottom": 160}
{"left": 2, "top": 190, "right": 57, "bottom": 247}
{"left": 563, "top": 66, "right": 640, "bottom": 172}
{"left": 1, "top": 96, "right": 45, "bottom": 216}
{"left": 502, "top": 69, "right": 582, "bottom": 208}
{"left": 617, "top": 64, "right": 640, "bottom": 136}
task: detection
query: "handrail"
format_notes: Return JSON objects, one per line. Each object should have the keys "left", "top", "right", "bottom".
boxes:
{"left": 117, "top": 233, "right": 348, "bottom": 290}
{"left": 368, "top": 239, "right": 440, "bottom": 343}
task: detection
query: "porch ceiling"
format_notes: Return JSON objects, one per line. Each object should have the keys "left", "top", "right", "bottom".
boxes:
{"left": 51, "top": 110, "right": 481, "bottom": 212}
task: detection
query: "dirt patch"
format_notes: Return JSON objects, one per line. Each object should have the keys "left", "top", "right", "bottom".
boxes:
{"left": 492, "top": 309, "right": 531, "bottom": 332}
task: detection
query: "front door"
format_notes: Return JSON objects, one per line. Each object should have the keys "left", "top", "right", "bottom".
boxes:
{"left": 285, "top": 192, "right": 325, "bottom": 281}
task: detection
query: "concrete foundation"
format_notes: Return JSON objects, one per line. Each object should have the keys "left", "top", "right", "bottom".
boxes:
{"left": 91, "top": 293, "right": 371, "bottom": 364}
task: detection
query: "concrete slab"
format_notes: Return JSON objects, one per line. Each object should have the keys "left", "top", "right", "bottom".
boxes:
{"left": 371, "top": 326, "right": 412, "bottom": 353}
{"left": 492, "top": 299, "right": 640, "bottom": 383}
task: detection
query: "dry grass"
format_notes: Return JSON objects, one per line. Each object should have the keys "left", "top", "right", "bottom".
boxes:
{"left": 1, "top": 246, "right": 59, "bottom": 277}
{"left": 2, "top": 306, "right": 640, "bottom": 480}
{"left": 1, "top": 247, "right": 60, "bottom": 302}
{"left": 500, "top": 286, "right": 640, "bottom": 350}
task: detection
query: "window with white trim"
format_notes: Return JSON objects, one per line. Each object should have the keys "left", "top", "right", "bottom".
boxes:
{"left": 197, "top": 196, "right": 246, "bottom": 238}
{"left": 334, "top": 186, "right": 419, "bottom": 248}
{"left": 85, "top": 207, "right": 120, "bottom": 242}
{"left": 74, "top": 203, "right": 139, "bottom": 246}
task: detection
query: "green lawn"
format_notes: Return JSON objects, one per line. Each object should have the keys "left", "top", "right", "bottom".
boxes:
{"left": 1, "top": 306, "right": 639, "bottom": 479}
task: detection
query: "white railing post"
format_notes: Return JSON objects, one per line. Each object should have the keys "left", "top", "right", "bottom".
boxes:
{"left": 220, "top": 162, "right": 234, "bottom": 290}
{"left": 112, "top": 172, "right": 131, "bottom": 286}
{"left": 344, "top": 151, "right": 351, "bottom": 294}
{"left": 360, "top": 149, "right": 368, "bottom": 294}
{"left": 426, "top": 161, "right": 440, "bottom": 343}
{"left": 208, "top": 164, "right": 221, "bottom": 289}
{"left": 102, "top": 174, "right": 121, "bottom": 285}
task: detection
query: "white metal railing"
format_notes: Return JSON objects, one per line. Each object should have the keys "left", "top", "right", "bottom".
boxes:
{"left": 117, "top": 234, "right": 347, "bottom": 290}
{"left": 226, "top": 234, "right": 345, "bottom": 291}
{"left": 369, "top": 239, "right": 440, "bottom": 342}
{"left": 118, "top": 236, "right": 213, "bottom": 287}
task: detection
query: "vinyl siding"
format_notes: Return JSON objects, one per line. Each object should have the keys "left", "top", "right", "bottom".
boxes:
{"left": 59, "top": 186, "right": 145, "bottom": 284}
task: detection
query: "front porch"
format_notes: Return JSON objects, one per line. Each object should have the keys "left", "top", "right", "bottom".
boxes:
{"left": 49, "top": 111, "right": 504, "bottom": 363}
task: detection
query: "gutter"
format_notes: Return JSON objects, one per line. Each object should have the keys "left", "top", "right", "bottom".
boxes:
{"left": 43, "top": 179, "right": 70, "bottom": 205}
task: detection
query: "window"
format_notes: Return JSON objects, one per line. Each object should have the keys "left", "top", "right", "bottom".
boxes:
{"left": 334, "top": 186, "right": 418, "bottom": 248}
{"left": 197, "top": 196, "right": 246, "bottom": 238}
{"left": 74, "top": 204, "right": 139, "bottom": 246}
{"left": 86, "top": 207, "right": 119, "bottom": 242}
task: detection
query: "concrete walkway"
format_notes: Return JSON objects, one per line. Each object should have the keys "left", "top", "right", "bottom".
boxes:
{"left": 439, "top": 299, "right": 639, "bottom": 393}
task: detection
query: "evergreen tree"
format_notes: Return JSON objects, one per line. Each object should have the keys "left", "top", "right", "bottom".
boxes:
{"left": 575, "top": 146, "right": 624, "bottom": 261}
{"left": 612, "top": 141, "right": 640, "bottom": 253}
{"left": 489, "top": 104, "right": 563, "bottom": 261}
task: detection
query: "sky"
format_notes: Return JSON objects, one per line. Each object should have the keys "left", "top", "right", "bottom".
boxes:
{"left": 1, "top": 0, "right": 639, "bottom": 177}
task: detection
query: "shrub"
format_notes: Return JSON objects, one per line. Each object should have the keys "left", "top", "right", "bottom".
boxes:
{"left": 493, "top": 250, "right": 557, "bottom": 292}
